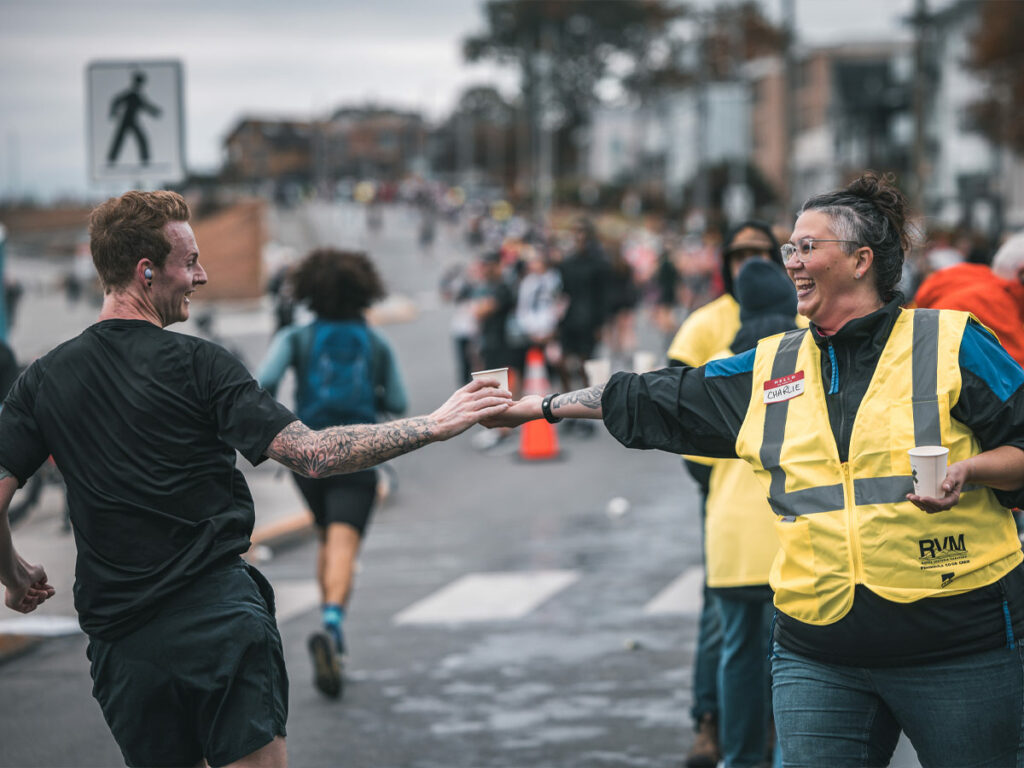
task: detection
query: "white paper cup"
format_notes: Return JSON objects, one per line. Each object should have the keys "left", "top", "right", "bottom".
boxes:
{"left": 908, "top": 445, "right": 949, "bottom": 498}
{"left": 632, "top": 350, "right": 659, "bottom": 374}
{"left": 583, "top": 358, "right": 612, "bottom": 387}
{"left": 471, "top": 367, "right": 509, "bottom": 392}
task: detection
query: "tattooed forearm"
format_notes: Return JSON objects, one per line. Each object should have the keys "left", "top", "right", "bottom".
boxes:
{"left": 266, "top": 417, "right": 437, "bottom": 478}
{"left": 553, "top": 385, "right": 605, "bottom": 412}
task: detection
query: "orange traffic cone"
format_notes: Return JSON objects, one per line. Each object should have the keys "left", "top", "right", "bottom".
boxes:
{"left": 519, "top": 347, "right": 561, "bottom": 461}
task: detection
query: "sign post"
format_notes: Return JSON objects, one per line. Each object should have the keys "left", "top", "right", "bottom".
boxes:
{"left": 86, "top": 60, "right": 185, "bottom": 185}
{"left": 0, "top": 223, "right": 6, "bottom": 342}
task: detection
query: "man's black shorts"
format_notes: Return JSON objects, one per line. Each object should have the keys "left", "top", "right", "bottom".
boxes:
{"left": 87, "top": 560, "right": 288, "bottom": 768}
{"left": 293, "top": 469, "right": 378, "bottom": 536}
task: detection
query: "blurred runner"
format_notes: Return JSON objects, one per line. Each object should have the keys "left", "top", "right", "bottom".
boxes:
{"left": 472, "top": 250, "right": 519, "bottom": 451}
{"left": 556, "top": 219, "right": 610, "bottom": 435}
{"left": 258, "top": 248, "right": 408, "bottom": 699}
{"left": 514, "top": 242, "right": 564, "bottom": 368}
{"left": 605, "top": 248, "right": 640, "bottom": 372}
{"left": 440, "top": 259, "right": 483, "bottom": 385}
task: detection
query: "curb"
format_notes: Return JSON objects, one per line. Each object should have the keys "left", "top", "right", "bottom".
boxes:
{"left": 0, "top": 634, "right": 42, "bottom": 664}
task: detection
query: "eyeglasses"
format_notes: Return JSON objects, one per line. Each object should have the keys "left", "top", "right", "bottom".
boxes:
{"left": 781, "top": 238, "right": 862, "bottom": 262}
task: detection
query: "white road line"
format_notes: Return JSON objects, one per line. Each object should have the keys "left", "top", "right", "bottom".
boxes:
{"left": 0, "top": 615, "right": 82, "bottom": 636}
{"left": 0, "top": 581, "right": 320, "bottom": 639}
{"left": 643, "top": 566, "right": 705, "bottom": 615}
{"left": 394, "top": 570, "right": 579, "bottom": 625}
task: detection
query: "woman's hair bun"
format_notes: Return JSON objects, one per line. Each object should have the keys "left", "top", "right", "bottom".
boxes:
{"left": 846, "top": 171, "right": 911, "bottom": 253}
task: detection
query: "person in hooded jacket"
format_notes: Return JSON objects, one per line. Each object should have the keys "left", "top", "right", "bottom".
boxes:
{"left": 667, "top": 221, "right": 793, "bottom": 768}
{"left": 704, "top": 259, "right": 795, "bottom": 767}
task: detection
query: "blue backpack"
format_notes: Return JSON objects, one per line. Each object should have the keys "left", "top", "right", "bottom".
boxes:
{"left": 295, "top": 321, "right": 378, "bottom": 429}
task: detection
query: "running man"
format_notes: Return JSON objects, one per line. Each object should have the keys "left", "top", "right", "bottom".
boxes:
{"left": 0, "top": 190, "right": 510, "bottom": 768}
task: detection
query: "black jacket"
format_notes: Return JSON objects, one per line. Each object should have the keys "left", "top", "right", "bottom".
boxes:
{"left": 602, "top": 299, "right": 1024, "bottom": 666}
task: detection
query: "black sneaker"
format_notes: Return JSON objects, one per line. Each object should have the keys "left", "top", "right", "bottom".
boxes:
{"left": 308, "top": 631, "right": 343, "bottom": 699}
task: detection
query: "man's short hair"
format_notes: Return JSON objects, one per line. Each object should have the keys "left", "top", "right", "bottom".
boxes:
{"left": 89, "top": 191, "right": 190, "bottom": 291}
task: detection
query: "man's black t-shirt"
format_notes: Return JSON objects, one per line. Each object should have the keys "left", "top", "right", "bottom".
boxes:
{"left": 0, "top": 320, "right": 296, "bottom": 640}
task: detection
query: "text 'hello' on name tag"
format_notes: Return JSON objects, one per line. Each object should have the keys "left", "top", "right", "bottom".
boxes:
{"left": 763, "top": 370, "right": 805, "bottom": 403}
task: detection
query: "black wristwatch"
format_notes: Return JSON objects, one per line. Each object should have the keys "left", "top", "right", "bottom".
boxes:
{"left": 541, "top": 393, "right": 563, "bottom": 424}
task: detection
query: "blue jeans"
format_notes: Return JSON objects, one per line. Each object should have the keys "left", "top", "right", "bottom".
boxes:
{"left": 715, "top": 594, "right": 773, "bottom": 767}
{"left": 691, "top": 580, "right": 722, "bottom": 723}
{"left": 771, "top": 642, "right": 1024, "bottom": 767}
{"left": 686, "top": 462, "right": 720, "bottom": 725}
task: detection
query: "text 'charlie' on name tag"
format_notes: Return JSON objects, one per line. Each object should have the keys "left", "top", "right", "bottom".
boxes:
{"left": 763, "top": 371, "right": 805, "bottom": 403}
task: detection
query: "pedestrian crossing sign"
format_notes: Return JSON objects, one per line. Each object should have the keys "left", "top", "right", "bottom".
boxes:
{"left": 86, "top": 59, "right": 185, "bottom": 184}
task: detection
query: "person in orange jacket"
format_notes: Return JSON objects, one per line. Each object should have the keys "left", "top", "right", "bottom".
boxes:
{"left": 913, "top": 232, "right": 1024, "bottom": 366}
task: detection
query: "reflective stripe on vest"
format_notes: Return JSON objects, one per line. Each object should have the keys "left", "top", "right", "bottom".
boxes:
{"left": 913, "top": 309, "right": 942, "bottom": 447}
{"left": 743, "top": 308, "right": 1022, "bottom": 623}
{"left": 763, "top": 310, "right": 949, "bottom": 518}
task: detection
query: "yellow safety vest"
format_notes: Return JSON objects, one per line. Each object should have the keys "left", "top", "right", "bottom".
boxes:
{"left": 736, "top": 308, "right": 1023, "bottom": 625}
{"left": 706, "top": 457, "right": 781, "bottom": 588}
{"left": 667, "top": 294, "right": 740, "bottom": 367}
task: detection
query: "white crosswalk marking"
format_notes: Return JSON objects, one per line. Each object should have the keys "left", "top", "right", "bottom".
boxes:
{"left": 0, "top": 615, "right": 82, "bottom": 636}
{"left": 269, "top": 567, "right": 706, "bottom": 627}
{"left": 394, "top": 570, "right": 579, "bottom": 625}
{"left": 643, "top": 566, "right": 705, "bottom": 615}
{"left": 0, "top": 581, "right": 320, "bottom": 639}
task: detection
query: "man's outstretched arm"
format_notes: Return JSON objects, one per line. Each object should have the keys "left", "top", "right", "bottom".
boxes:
{"left": 0, "top": 470, "right": 55, "bottom": 614}
{"left": 265, "top": 378, "right": 511, "bottom": 478}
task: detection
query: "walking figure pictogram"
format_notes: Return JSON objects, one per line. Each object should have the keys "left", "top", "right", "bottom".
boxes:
{"left": 106, "top": 71, "right": 161, "bottom": 166}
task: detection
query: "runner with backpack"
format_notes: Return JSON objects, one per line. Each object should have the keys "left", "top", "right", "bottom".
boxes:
{"left": 258, "top": 248, "right": 408, "bottom": 699}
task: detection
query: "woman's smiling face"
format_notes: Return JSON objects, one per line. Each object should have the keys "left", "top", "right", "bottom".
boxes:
{"left": 784, "top": 210, "right": 879, "bottom": 331}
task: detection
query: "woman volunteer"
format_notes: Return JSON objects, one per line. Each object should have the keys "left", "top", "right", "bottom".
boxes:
{"left": 487, "top": 172, "right": 1024, "bottom": 767}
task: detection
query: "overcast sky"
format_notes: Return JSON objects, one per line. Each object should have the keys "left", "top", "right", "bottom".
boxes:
{"left": 0, "top": 0, "right": 948, "bottom": 201}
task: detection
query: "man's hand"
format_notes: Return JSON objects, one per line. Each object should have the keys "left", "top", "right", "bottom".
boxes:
{"left": 4, "top": 558, "right": 54, "bottom": 614}
{"left": 907, "top": 459, "right": 970, "bottom": 513}
{"left": 480, "top": 395, "right": 543, "bottom": 429}
{"left": 428, "top": 378, "right": 513, "bottom": 440}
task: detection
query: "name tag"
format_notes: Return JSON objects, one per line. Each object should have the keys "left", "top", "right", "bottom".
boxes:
{"left": 764, "top": 371, "right": 805, "bottom": 403}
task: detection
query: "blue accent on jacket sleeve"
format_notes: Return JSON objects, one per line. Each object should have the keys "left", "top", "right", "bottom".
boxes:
{"left": 960, "top": 319, "right": 1024, "bottom": 403}
{"left": 705, "top": 348, "right": 756, "bottom": 378}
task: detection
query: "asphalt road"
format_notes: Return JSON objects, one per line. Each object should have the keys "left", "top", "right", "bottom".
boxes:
{"left": 0, "top": 202, "right": 921, "bottom": 768}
